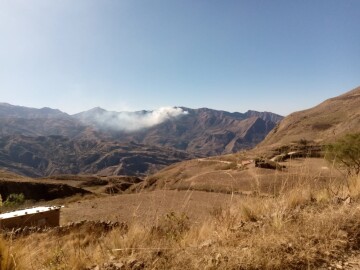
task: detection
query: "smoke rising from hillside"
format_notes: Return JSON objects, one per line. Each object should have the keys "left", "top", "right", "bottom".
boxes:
{"left": 87, "top": 107, "right": 188, "bottom": 132}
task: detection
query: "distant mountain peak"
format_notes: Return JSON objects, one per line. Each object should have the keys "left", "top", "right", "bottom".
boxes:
{"left": 0, "top": 102, "right": 13, "bottom": 107}
{"left": 0, "top": 103, "right": 69, "bottom": 119}
{"left": 86, "top": 107, "right": 107, "bottom": 113}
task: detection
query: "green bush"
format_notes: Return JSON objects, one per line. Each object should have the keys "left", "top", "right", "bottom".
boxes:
{"left": 325, "top": 133, "right": 360, "bottom": 176}
{"left": 3, "top": 193, "right": 25, "bottom": 207}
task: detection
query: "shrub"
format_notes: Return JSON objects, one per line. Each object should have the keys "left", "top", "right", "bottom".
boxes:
{"left": 325, "top": 133, "right": 360, "bottom": 176}
{"left": 299, "top": 138, "right": 308, "bottom": 146}
{"left": 3, "top": 193, "right": 25, "bottom": 207}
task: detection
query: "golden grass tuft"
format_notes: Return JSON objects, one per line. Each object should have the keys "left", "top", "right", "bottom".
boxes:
{"left": 348, "top": 175, "right": 360, "bottom": 198}
{"left": 0, "top": 237, "right": 18, "bottom": 270}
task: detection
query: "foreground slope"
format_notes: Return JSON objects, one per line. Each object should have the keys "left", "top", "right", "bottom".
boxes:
{"left": 3, "top": 158, "right": 359, "bottom": 270}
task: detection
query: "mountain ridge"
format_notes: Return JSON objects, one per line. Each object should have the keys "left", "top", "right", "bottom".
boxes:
{"left": 0, "top": 102, "right": 282, "bottom": 176}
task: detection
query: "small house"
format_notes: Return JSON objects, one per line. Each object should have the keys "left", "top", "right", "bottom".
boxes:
{"left": 0, "top": 206, "right": 62, "bottom": 230}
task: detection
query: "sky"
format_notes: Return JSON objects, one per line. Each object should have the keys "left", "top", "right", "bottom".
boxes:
{"left": 0, "top": 0, "right": 359, "bottom": 116}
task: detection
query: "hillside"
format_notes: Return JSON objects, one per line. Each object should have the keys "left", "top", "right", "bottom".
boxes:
{"left": 0, "top": 135, "right": 193, "bottom": 177}
{"left": 259, "top": 86, "right": 360, "bottom": 149}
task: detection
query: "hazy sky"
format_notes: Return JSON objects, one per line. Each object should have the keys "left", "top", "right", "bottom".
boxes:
{"left": 0, "top": 0, "right": 359, "bottom": 116}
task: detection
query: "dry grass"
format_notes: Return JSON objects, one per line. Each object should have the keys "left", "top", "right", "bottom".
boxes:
{"left": 348, "top": 175, "right": 360, "bottom": 198}
{"left": 147, "top": 157, "right": 344, "bottom": 197}
{"left": 2, "top": 171, "right": 360, "bottom": 269}
{"left": 0, "top": 237, "right": 17, "bottom": 270}
{"left": 5, "top": 198, "right": 359, "bottom": 269}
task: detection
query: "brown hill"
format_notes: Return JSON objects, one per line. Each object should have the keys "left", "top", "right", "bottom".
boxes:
{"left": 259, "top": 86, "right": 360, "bottom": 150}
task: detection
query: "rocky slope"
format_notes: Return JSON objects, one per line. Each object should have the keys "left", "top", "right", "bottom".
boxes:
{"left": 77, "top": 107, "right": 283, "bottom": 155}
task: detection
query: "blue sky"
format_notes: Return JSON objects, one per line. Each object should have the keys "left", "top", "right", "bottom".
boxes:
{"left": 0, "top": 0, "right": 359, "bottom": 116}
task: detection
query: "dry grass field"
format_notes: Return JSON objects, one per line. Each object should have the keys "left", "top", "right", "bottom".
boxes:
{"left": 2, "top": 157, "right": 360, "bottom": 269}
{"left": 61, "top": 190, "right": 241, "bottom": 225}
{"left": 144, "top": 156, "right": 343, "bottom": 196}
{"left": 3, "top": 178, "right": 360, "bottom": 269}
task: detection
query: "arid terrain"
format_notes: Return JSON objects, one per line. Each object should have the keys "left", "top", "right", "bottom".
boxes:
{"left": 2, "top": 155, "right": 360, "bottom": 270}
{"left": 1, "top": 86, "right": 360, "bottom": 269}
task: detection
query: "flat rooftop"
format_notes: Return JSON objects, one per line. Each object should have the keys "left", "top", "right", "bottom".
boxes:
{"left": 0, "top": 206, "right": 61, "bottom": 220}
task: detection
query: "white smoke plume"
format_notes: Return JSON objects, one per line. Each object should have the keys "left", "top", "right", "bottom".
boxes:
{"left": 80, "top": 107, "right": 188, "bottom": 132}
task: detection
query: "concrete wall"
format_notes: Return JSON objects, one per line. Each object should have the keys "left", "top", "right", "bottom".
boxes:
{"left": 0, "top": 209, "right": 60, "bottom": 230}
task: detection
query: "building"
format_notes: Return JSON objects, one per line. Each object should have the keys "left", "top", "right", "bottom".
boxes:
{"left": 0, "top": 206, "right": 62, "bottom": 230}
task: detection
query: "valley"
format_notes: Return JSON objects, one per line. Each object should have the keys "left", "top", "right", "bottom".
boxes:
{"left": 1, "top": 86, "right": 360, "bottom": 270}
{"left": 1, "top": 1, "right": 359, "bottom": 268}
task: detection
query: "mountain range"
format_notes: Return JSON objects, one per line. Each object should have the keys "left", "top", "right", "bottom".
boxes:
{"left": 75, "top": 107, "right": 283, "bottom": 155}
{"left": 0, "top": 103, "right": 282, "bottom": 177}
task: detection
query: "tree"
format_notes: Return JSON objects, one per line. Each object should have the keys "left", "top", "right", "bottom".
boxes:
{"left": 325, "top": 133, "right": 360, "bottom": 176}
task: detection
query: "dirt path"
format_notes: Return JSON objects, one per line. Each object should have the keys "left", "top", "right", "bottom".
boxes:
{"left": 197, "top": 158, "right": 232, "bottom": 164}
